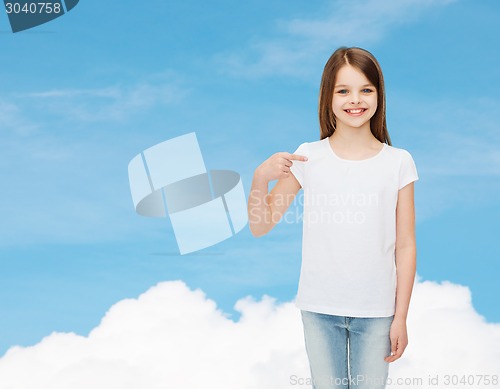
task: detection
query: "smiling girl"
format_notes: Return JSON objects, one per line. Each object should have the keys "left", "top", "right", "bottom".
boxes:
{"left": 247, "top": 47, "right": 419, "bottom": 388}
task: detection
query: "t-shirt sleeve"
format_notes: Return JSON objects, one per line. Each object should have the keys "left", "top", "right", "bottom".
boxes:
{"left": 289, "top": 142, "right": 309, "bottom": 188}
{"left": 399, "top": 149, "right": 419, "bottom": 190}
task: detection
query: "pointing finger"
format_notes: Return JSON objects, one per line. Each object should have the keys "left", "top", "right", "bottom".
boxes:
{"left": 288, "top": 153, "right": 308, "bottom": 162}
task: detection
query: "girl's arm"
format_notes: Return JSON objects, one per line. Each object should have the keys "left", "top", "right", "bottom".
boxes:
{"left": 385, "top": 181, "right": 417, "bottom": 363}
{"left": 248, "top": 152, "right": 307, "bottom": 237}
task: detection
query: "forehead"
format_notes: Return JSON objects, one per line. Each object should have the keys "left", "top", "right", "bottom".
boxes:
{"left": 334, "top": 65, "right": 372, "bottom": 86}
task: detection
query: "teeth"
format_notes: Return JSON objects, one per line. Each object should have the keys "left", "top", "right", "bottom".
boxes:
{"left": 346, "top": 109, "right": 364, "bottom": 114}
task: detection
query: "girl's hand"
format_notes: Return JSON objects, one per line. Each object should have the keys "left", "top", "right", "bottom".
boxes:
{"left": 384, "top": 317, "right": 408, "bottom": 363}
{"left": 254, "top": 152, "right": 307, "bottom": 183}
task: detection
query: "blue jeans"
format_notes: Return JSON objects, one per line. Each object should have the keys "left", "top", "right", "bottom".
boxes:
{"left": 301, "top": 310, "right": 394, "bottom": 389}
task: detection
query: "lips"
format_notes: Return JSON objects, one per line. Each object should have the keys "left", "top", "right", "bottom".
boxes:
{"left": 344, "top": 108, "right": 367, "bottom": 115}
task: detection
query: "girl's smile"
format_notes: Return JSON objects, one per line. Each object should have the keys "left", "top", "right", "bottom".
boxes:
{"left": 344, "top": 108, "right": 368, "bottom": 116}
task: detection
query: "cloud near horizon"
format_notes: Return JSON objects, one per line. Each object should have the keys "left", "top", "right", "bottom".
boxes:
{"left": 0, "top": 276, "right": 499, "bottom": 389}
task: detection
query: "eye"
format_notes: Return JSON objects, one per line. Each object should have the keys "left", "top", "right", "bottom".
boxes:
{"left": 362, "top": 88, "right": 374, "bottom": 93}
{"left": 337, "top": 89, "right": 348, "bottom": 94}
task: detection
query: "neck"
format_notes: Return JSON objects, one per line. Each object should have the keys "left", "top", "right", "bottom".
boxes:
{"left": 331, "top": 122, "right": 378, "bottom": 147}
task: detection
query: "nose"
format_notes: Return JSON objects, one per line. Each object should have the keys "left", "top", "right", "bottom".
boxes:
{"left": 350, "top": 93, "right": 361, "bottom": 105}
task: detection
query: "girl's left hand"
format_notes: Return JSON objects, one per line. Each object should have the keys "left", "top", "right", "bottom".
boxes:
{"left": 384, "top": 317, "right": 408, "bottom": 363}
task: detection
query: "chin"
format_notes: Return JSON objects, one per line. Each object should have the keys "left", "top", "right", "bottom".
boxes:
{"left": 339, "top": 120, "right": 371, "bottom": 129}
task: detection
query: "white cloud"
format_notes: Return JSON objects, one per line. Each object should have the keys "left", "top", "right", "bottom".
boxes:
{"left": 217, "top": 0, "right": 455, "bottom": 78}
{"left": 0, "top": 276, "right": 499, "bottom": 389}
{"left": 0, "top": 281, "right": 308, "bottom": 389}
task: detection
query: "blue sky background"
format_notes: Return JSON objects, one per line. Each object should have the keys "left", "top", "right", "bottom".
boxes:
{"left": 0, "top": 0, "right": 499, "bottom": 355}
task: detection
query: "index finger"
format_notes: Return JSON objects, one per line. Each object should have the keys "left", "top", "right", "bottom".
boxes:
{"left": 287, "top": 153, "right": 308, "bottom": 162}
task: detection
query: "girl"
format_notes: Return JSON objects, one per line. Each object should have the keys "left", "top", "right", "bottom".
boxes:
{"left": 247, "top": 47, "right": 418, "bottom": 389}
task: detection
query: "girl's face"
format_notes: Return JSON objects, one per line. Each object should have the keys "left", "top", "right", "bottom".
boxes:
{"left": 331, "top": 65, "right": 378, "bottom": 131}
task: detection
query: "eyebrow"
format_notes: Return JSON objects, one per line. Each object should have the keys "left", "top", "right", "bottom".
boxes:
{"left": 334, "top": 84, "right": 375, "bottom": 88}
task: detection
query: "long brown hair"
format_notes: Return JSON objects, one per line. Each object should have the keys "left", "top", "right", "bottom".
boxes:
{"left": 318, "top": 47, "right": 391, "bottom": 145}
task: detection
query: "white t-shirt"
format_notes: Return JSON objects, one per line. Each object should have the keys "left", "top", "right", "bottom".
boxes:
{"left": 289, "top": 137, "right": 419, "bottom": 317}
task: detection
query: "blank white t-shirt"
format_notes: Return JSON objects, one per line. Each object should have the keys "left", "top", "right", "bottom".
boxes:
{"left": 289, "top": 137, "right": 419, "bottom": 317}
